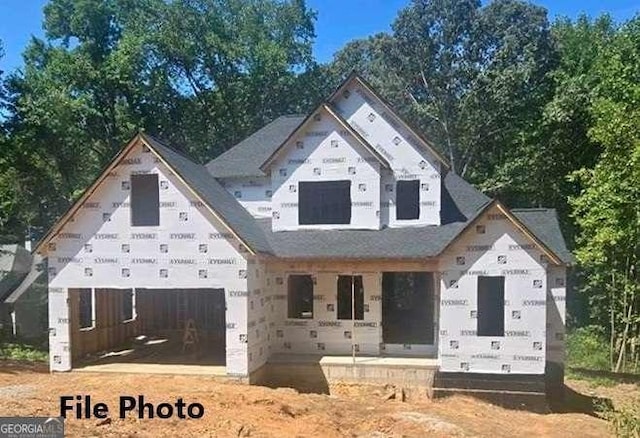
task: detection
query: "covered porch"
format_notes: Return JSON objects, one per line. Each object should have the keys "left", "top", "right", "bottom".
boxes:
{"left": 261, "top": 258, "right": 442, "bottom": 366}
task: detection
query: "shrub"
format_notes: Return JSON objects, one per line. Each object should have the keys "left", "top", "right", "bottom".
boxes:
{"left": 567, "top": 325, "right": 611, "bottom": 371}
{"left": 605, "top": 399, "right": 640, "bottom": 438}
{"left": 0, "top": 342, "right": 48, "bottom": 362}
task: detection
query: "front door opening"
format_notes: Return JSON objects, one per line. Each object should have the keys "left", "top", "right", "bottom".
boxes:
{"left": 382, "top": 272, "right": 434, "bottom": 345}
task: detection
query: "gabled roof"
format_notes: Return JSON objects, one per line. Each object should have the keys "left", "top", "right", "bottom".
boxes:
{"left": 34, "top": 134, "right": 273, "bottom": 256}
{"left": 142, "top": 135, "right": 272, "bottom": 254}
{"left": 258, "top": 103, "right": 391, "bottom": 172}
{"left": 512, "top": 208, "right": 574, "bottom": 265}
{"left": 32, "top": 76, "right": 571, "bottom": 265}
{"left": 206, "top": 115, "right": 305, "bottom": 178}
{"left": 206, "top": 72, "right": 451, "bottom": 179}
{"left": 4, "top": 253, "right": 45, "bottom": 304}
{"left": 33, "top": 134, "right": 572, "bottom": 265}
{"left": 0, "top": 244, "right": 31, "bottom": 275}
{"left": 328, "top": 71, "right": 451, "bottom": 169}
{"left": 0, "top": 244, "right": 33, "bottom": 300}
{"left": 254, "top": 172, "right": 573, "bottom": 266}
{"left": 437, "top": 196, "right": 570, "bottom": 266}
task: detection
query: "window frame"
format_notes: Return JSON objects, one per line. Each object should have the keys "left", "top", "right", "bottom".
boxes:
{"left": 298, "top": 180, "right": 352, "bottom": 225}
{"left": 130, "top": 173, "right": 160, "bottom": 227}
{"left": 287, "top": 274, "right": 314, "bottom": 319}
{"left": 337, "top": 275, "right": 365, "bottom": 320}
{"left": 477, "top": 276, "right": 505, "bottom": 337}
{"left": 396, "top": 179, "right": 420, "bottom": 220}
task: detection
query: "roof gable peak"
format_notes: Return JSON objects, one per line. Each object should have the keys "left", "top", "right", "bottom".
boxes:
{"left": 328, "top": 72, "right": 450, "bottom": 169}
{"left": 34, "top": 133, "right": 269, "bottom": 256}
{"left": 259, "top": 102, "right": 391, "bottom": 172}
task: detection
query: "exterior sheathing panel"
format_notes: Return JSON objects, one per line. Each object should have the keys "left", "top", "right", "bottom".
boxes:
{"left": 46, "top": 143, "right": 250, "bottom": 376}
{"left": 270, "top": 115, "right": 381, "bottom": 231}
{"left": 264, "top": 260, "right": 440, "bottom": 357}
{"left": 332, "top": 85, "right": 442, "bottom": 227}
{"left": 546, "top": 265, "right": 566, "bottom": 366}
{"left": 438, "top": 205, "right": 549, "bottom": 374}
{"left": 247, "top": 258, "right": 278, "bottom": 373}
{"left": 219, "top": 176, "right": 273, "bottom": 219}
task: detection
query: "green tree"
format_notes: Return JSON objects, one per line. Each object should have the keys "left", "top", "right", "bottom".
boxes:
{"left": 0, "top": 40, "right": 6, "bottom": 113}
{"left": 149, "top": 0, "right": 320, "bottom": 159}
{"left": 571, "top": 17, "right": 640, "bottom": 372}
{"left": 470, "top": 14, "right": 619, "bottom": 263}
{"left": 0, "top": 40, "right": 20, "bottom": 242}
{"left": 330, "top": 0, "right": 557, "bottom": 192}
{"left": 3, "top": 0, "right": 322, "bottom": 239}
{"left": 329, "top": 34, "right": 398, "bottom": 92}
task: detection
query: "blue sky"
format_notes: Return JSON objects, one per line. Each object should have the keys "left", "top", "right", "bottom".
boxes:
{"left": 0, "top": 0, "right": 638, "bottom": 74}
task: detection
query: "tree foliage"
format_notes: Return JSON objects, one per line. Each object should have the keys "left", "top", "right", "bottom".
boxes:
{"left": 570, "top": 17, "right": 640, "bottom": 372}
{"left": 1, "top": 0, "right": 323, "bottom": 239}
{"left": 331, "top": 0, "right": 557, "bottom": 189}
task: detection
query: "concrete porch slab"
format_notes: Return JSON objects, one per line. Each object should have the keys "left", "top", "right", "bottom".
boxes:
{"left": 259, "top": 354, "right": 439, "bottom": 392}
{"left": 268, "top": 353, "right": 438, "bottom": 368}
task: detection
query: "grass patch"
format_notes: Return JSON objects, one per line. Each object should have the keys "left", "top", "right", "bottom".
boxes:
{"left": 567, "top": 326, "right": 640, "bottom": 387}
{"left": 567, "top": 325, "right": 610, "bottom": 370}
{"left": 0, "top": 342, "right": 48, "bottom": 362}
{"left": 566, "top": 368, "right": 619, "bottom": 387}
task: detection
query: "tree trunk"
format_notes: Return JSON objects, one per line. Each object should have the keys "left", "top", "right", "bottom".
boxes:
{"left": 610, "top": 272, "right": 616, "bottom": 371}
{"left": 614, "top": 295, "right": 633, "bottom": 372}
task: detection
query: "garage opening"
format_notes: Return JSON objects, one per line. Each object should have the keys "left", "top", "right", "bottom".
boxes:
{"left": 70, "top": 288, "right": 226, "bottom": 371}
{"left": 382, "top": 272, "right": 434, "bottom": 345}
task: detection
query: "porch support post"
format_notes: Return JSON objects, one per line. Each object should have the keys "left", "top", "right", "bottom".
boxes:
{"left": 352, "top": 274, "right": 356, "bottom": 377}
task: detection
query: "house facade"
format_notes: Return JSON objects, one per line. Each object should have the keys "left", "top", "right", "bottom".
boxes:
{"left": 36, "top": 73, "right": 570, "bottom": 392}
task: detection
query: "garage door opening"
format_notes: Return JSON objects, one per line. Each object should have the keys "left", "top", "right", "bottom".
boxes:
{"left": 71, "top": 288, "right": 226, "bottom": 373}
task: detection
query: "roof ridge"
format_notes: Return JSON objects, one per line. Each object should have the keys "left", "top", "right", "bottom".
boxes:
{"left": 278, "top": 114, "right": 307, "bottom": 119}
{"left": 511, "top": 207, "right": 555, "bottom": 212}
{"left": 207, "top": 114, "right": 308, "bottom": 171}
{"left": 141, "top": 133, "right": 202, "bottom": 165}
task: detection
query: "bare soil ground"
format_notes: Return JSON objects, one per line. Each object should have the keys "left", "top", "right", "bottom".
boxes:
{"left": 0, "top": 361, "right": 629, "bottom": 437}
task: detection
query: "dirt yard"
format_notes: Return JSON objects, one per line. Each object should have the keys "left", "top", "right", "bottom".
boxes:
{"left": 0, "top": 361, "right": 628, "bottom": 437}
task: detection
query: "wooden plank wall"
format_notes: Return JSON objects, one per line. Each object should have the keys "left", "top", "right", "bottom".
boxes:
{"left": 68, "top": 288, "right": 226, "bottom": 364}
{"left": 69, "top": 288, "right": 141, "bottom": 361}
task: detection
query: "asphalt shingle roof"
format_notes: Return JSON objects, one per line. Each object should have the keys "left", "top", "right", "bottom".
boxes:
{"left": 203, "top": 115, "right": 572, "bottom": 264}
{"left": 512, "top": 208, "right": 574, "bottom": 265}
{"left": 35, "top": 127, "right": 572, "bottom": 264}
{"left": 4, "top": 253, "right": 45, "bottom": 304}
{"left": 143, "top": 134, "right": 273, "bottom": 254}
{"left": 206, "top": 115, "right": 306, "bottom": 178}
{"left": 0, "top": 244, "right": 34, "bottom": 301}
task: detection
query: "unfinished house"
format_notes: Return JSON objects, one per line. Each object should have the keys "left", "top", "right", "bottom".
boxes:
{"left": 36, "top": 73, "right": 571, "bottom": 400}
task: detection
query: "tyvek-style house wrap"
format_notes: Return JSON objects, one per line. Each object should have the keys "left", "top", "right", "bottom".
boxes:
{"left": 37, "top": 72, "right": 571, "bottom": 386}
